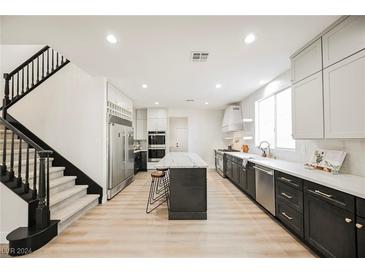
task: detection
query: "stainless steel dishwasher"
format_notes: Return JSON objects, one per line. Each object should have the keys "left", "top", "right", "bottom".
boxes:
{"left": 254, "top": 164, "right": 275, "bottom": 216}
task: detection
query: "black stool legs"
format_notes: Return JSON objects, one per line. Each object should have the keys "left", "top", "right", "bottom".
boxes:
{"left": 146, "top": 170, "right": 170, "bottom": 214}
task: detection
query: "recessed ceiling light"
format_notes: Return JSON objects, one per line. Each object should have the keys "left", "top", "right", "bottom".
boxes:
{"left": 155, "top": 102, "right": 159, "bottom": 105}
{"left": 205, "top": 102, "right": 209, "bottom": 105}
{"left": 142, "top": 84, "right": 148, "bottom": 89}
{"left": 106, "top": 34, "right": 117, "bottom": 44}
{"left": 244, "top": 33, "right": 256, "bottom": 44}
{"left": 215, "top": 83, "right": 222, "bottom": 89}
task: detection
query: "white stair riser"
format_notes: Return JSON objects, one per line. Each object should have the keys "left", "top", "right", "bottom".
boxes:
{"left": 50, "top": 180, "right": 76, "bottom": 195}
{"left": 57, "top": 198, "right": 98, "bottom": 233}
{"left": 50, "top": 188, "right": 87, "bottom": 214}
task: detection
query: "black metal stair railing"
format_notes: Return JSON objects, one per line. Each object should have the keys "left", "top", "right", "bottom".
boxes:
{"left": 2, "top": 46, "right": 69, "bottom": 118}
{"left": 0, "top": 117, "right": 52, "bottom": 230}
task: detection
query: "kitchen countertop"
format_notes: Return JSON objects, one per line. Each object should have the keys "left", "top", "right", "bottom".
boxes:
{"left": 224, "top": 151, "right": 365, "bottom": 199}
{"left": 156, "top": 152, "right": 208, "bottom": 169}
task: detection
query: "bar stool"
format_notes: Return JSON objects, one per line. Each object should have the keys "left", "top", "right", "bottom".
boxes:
{"left": 155, "top": 168, "right": 170, "bottom": 195}
{"left": 146, "top": 170, "right": 169, "bottom": 214}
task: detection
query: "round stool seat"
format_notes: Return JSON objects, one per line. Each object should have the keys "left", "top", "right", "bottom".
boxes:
{"left": 151, "top": 171, "right": 165, "bottom": 178}
{"left": 156, "top": 168, "right": 168, "bottom": 172}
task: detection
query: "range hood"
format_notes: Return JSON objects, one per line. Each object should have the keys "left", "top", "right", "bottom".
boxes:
{"left": 222, "top": 105, "right": 243, "bottom": 133}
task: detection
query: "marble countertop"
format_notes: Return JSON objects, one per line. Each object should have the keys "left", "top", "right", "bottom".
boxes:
{"left": 224, "top": 151, "right": 365, "bottom": 199}
{"left": 156, "top": 152, "right": 208, "bottom": 169}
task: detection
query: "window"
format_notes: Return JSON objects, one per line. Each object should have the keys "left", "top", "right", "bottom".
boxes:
{"left": 255, "top": 88, "right": 295, "bottom": 150}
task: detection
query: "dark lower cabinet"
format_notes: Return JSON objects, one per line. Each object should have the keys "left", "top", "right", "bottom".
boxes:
{"left": 238, "top": 167, "right": 248, "bottom": 192}
{"left": 357, "top": 216, "right": 365, "bottom": 257}
{"left": 226, "top": 158, "right": 233, "bottom": 179}
{"left": 246, "top": 164, "right": 256, "bottom": 199}
{"left": 231, "top": 161, "right": 240, "bottom": 185}
{"left": 134, "top": 151, "right": 147, "bottom": 174}
{"left": 304, "top": 193, "right": 356, "bottom": 258}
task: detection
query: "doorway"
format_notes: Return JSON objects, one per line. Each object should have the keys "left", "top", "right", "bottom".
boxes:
{"left": 169, "top": 117, "right": 188, "bottom": 152}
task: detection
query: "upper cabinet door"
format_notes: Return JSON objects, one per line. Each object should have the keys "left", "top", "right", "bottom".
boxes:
{"left": 292, "top": 71, "right": 324, "bottom": 139}
{"left": 323, "top": 50, "right": 365, "bottom": 138}
{"left": 291, "top": 38, "right": 322, "bottom": 83}
{"left": 323, "top": 16, "right": 365, "bottom": 68}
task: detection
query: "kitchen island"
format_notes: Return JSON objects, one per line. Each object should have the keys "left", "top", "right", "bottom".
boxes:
{"left": 156, "top": 152, "right": 208, "bottom": 220}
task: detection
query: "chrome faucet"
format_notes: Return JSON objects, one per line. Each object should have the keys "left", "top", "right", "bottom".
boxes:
{"left": 258, "top": 140, "right": 272, "bottom": 158}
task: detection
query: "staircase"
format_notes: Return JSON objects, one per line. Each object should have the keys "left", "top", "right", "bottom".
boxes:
{"left": 0, "top": 46, "right": 102, "bottom": 256}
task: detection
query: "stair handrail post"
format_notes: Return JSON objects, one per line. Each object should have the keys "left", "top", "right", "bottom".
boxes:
{"left": 35, "top": 150, "right": 52, "bottom": 230}
{"left": 3, "top": 73, "right": 10, "bottom": 119}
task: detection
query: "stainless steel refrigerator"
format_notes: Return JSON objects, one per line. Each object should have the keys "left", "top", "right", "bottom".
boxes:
{"left": 108, "top": 115, "right": 134, "bottom": 199}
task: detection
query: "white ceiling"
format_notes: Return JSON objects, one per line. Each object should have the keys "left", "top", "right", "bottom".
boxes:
{"left": 1, "top": 16, "right": 339, "bottom": 109}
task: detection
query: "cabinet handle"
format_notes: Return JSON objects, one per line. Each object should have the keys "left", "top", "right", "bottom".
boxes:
{"left": 281, "top": 211, "right": 293, "bottom": 220}
{"left": 281, "top": 192, "right": 293, "bottom": 199}
{"left": 279, "top": 176, "right": 292, "bottom": 182}
{"left": 279, "top": 176, "right": 299, "bottom": 188}
{"left": 314, "top": 190, "right": 333, "bottom": 198}
{"left": 345, "top": 218, "right": 352, "bottom": 223}
{"left": 356, "top": 223, "right": 363, "bottom": 229}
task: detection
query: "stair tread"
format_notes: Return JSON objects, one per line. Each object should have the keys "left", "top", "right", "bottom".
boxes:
{"left": 50, "top": 185, "right": 88, "bottom": 206}
{"left": 52, "top": 194, "right": 99, "bottom": 222}
{"left": 49, "top": 176, "right": 77, "bottom": 188}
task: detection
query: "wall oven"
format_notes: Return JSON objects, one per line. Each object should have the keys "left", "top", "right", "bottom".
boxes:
{"left": 148, "top": 131, "right": 166, "bottom": 162}
{"left": 148, "top": 131, "right": 166, "bottom": 146}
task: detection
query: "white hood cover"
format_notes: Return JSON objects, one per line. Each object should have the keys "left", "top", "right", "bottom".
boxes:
{"left": 222, "top": 105, "right": 243, "bottom": 132}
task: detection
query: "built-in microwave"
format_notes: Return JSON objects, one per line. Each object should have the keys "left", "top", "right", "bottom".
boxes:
{"left": 148, "top": 131, "right": 166, "bottom": 146}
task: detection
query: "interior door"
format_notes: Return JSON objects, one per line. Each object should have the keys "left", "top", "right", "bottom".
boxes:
{"left": 169, "top": 117, "right": 188, "bottom": 152}
{"left": 109, "top": 123, "right": 126, "bottom": 189}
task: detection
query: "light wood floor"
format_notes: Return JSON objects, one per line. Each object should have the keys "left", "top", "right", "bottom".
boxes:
{"left": 3, "top": 170, "right": 315, "bottom": 258}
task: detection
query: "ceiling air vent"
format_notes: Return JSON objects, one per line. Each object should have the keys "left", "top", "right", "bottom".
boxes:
{"left": 191, "top": 51, "right": 209, "bottom": 62}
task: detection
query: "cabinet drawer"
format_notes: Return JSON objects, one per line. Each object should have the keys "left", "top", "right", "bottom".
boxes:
{"left": 276, "top": 200, "right": 304, "bottom": 238}
{"left": 275, "top": 171, "right": 303, "bottom": 190}
{"left": 304, "top": 181, "right": 355, "bottom": 213}
{"left": 357, "top": 197, "right": 365, "bottom": 218}
{"left": 323, "top": 16, "right": 365, "bottom": 67}
{"left": 232, "top": 156, "right": 243, "bottom": 165}
{"left": 276, "top": 181, "right": 303, "bottom": 212}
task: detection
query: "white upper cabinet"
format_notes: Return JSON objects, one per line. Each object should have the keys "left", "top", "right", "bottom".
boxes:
{"left": 136, "top": 108, "right": 147, "bottom": 119}
{"left": 147, "top": 108, "right": 168, "bottom": 131}
{"left": 291, "top": 38, "right": 322, "bottom": 83}
{"left": 292, "top": 71, "right": 324, "bottom": 139}
{"left": 323, "top": 50, "right": 365, "bottom": 138}
{"left": 135, "top": 108, "right": 147, "bottom": 140}
{"left": 147, "top": 108, "right": 167, "bottom": 119}
{"left": 147, "top": 118, "right": 167, "bottom": 131}
{"left": 136, "top": 119, "right": 147, "bottom": 140}
{"left": 322, "top": 16, "right": 365, "bottom": 68}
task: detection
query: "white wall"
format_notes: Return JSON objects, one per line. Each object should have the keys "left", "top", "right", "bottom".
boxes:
{"left": 0, "top": 184, "right": 28, "bottom": 243}
{"left": 8, "top": 61, "right": 108, "bottom": 199}
{"left": 167, "top": 108, "right": 225, "bottom": 168}
{"left": 0, "top": 45, "right": 44, "bottom": 99}
{"left": 237, "top": 70, "right": 365, "bottom": 177}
